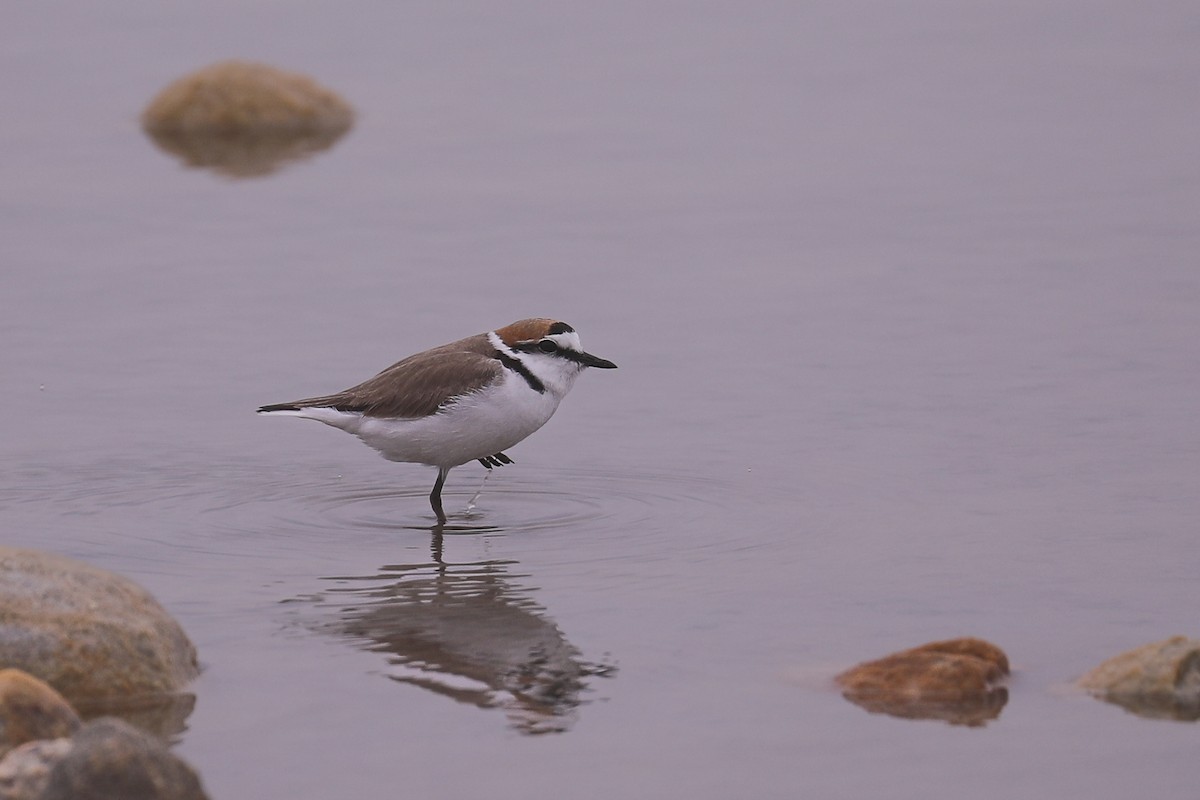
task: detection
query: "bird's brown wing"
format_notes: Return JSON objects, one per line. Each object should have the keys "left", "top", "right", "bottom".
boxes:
{"left": 259, "top": 333, "right": 502, "bottom": 419}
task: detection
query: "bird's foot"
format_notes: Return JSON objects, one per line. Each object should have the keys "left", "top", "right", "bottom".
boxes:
{"left": 477, "top": 452, "right": 514, "bottom": 469}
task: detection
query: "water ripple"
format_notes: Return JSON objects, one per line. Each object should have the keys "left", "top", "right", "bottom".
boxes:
{"left": 1, "top": 455, "right": 734, "bottom": 547}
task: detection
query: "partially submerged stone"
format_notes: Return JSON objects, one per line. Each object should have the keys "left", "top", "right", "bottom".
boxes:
{"left": 1078, "top": 635, "right": 1200, "bottom": 720}
{"left": 35, "top": 719, "right": 208, "bottom": 800}
{"left": 0, "top": 547, "right": 198, "bottom": 716}
{"left": 836, "top": 637, "right": 1009, "bottom": 726}
{"left": 141, "top": 60, "right": 354, "bottom": 177}
{"left": 0, "top": 670, "right": 80, "bottom": 760}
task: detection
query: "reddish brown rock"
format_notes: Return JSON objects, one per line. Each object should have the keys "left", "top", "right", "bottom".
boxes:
{"left": 1078, "top": 635, "right": 1200, "bottom": 720}
{"left": 836, "top": 637, "right": 1009, "bottom": 726}
{"left": 0, "top": 670, "right": 80, "bottom": 760}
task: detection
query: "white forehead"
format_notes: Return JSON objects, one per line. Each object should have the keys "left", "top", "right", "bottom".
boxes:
{"left": 544, "top": 330, "right": 583, "bottom": 352}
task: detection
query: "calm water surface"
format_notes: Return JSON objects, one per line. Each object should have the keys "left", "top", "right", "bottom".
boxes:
{"left": 3, "top": 2, "right": 1199, "bottom": 797}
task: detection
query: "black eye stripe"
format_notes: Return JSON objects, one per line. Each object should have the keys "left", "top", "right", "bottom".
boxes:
{"left": 515, "top": 343, "right": 598, "bottom": 366}
{"left": 513, "top": 340, "right": 588, "bottom": 362}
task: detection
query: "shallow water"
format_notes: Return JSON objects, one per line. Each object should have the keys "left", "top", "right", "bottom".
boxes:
{"left": 3, "top": 1, "right": 1200, "bottom": 797}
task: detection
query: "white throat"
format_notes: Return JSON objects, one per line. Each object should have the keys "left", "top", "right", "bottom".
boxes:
{"left": 488, "top": 330, "right": 585, "bottom": 398}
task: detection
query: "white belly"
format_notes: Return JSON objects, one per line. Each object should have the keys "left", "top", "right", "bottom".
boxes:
{"left": 286, "top": 380, "right": 563, "bottom": 469}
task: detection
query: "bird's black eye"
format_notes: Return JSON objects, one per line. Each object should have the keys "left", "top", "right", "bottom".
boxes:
{"left": 538, "top": 339, "right": 559, "bottom": 354}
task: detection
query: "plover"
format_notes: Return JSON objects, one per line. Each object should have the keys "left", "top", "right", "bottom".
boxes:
{"left": 258, "top": 318, "right": 616, "bottom": 525}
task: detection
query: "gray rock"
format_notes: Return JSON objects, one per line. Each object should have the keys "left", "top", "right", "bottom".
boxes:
{"left": 0, "top": 548, "right": 199, "bottom": 711}
{"left": 38, "top": 719, "right": 208, "bottom": 800}
{"left": 1078, "top": 635, "right": 1200, "bottom": 720}
{"left": 0, "top": 670, "right": 80, "bottom": 760}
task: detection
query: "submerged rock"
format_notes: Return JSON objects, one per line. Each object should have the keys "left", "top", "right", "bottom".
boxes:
{"left": 0, "top": 547, "right": 198, "bottom": 717}
{"left": 35, "top": 719, "right": 208, "bottom": 800}
{"left": 1078, "top": 635, "right": 1200, "bottom": 720}
{"left": 836, "top": 637, "right": 1009, "bottom": 726}
{"left": 0, "top": 670, "right": 80, "bottom": 760}
{"left": 141, "top": 60, "right": 354, "bottom": 177}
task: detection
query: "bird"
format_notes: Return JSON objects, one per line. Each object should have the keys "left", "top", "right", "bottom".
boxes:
{"left": 257, "top": 318, "right": 617, "bottom": 525}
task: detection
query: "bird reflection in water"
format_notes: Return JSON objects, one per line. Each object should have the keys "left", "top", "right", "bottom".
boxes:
{"left": 310, "top": 534, "right": 615, "bottom": 734}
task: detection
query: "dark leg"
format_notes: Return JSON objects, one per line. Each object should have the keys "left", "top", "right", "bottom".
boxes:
{"left": 429, "top": 467, "right": 449, "bottom": 525}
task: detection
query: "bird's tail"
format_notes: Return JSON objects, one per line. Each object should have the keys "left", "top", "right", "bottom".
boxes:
{"left": 257, "top": 402, "right": 303, "bottom": 413}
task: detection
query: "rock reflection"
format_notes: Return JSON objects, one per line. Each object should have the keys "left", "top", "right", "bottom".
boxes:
{"left": 143, "top": 127, "right": 349, "bottom": 179}
{"left": 1087, "top": 690, "right": 1200, "bottom": 722}
{"left": 841, "top": 684, "right": 1008, "bottom": 727}
{"left": 310, "top": 537, "right": 614, "bottom": 734}
{"left": 72, "top": 693, "right": 196, "bottom": 741}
